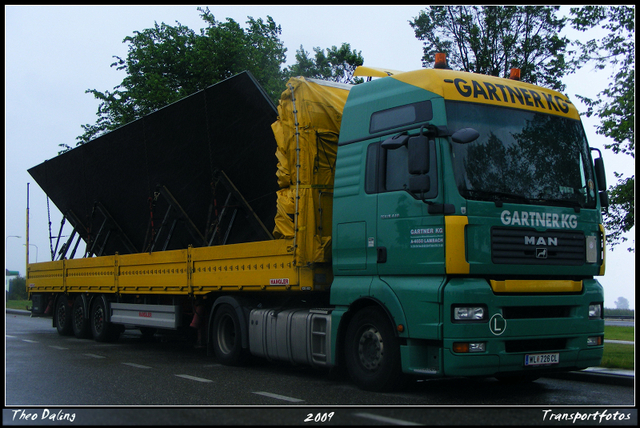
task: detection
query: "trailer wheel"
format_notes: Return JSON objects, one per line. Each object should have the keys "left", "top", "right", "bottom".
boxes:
{"left": 72, "top": 296, "right": 92, "bottom": 339}
{"left": 55, "top": 295, "right": 74, "bottom": 336}
{"left": 345, "top": 306, "right": 405, "bottom": 391}
{"left": 212, "top": 304, "right": 248, "bottom": 365}
{"left": 90, "top": 297, "right": 120, "bottom": 342}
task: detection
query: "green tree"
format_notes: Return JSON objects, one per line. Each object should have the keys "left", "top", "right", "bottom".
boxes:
{"left": 7, "top": 276, "right": 27, "bottom": 300}
{"left": 67, "top": 7, "right": 287, "bottom": 151}
{"left": 570, "top": 6, "right": 634, "bottom": 251}
{"left": 410, "top": 6, "right": 572, "bottom": 91}
{"left": 286, "top": 43, "right": 364, "bottom": 84}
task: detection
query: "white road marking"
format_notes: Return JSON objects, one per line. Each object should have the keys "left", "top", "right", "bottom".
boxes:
{"left": 252, "top": 391, "right": 304, "bottom": 403}
{"left": 175, "top": 374, "right": 213, "bottom": 383}
{"left": 353, "top": 412, "right": 420, "bottom": 426}
{"left": 84, "top": 353, "right": 106, "bottom": 359}
{"left": 49, "top": 345, "right": 68, "bottom": 350}
{"left": 21, "top": 339, "right": 39, "bottom": 343}
{"left": 122, "top": 362, "right": 151, "bottom": 369}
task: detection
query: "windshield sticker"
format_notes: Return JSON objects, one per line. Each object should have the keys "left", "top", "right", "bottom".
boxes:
{"left": 500, "top": 210, "right": 577, "bottom": 229}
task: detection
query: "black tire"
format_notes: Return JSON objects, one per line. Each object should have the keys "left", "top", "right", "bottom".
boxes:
{"left": 345, "top": 306, "right": 406, "bottom": 391}
{"left": 90, "top": 297, "right": 120, "bottom": 342}
{"left": 55, "top": 294, "right": 74, "bottom": 336}
{"left": 212, "top": 304, "right": 249, "bottom": 365}
{"left": 72, "top": 296, "right": 92, "bottom": 339}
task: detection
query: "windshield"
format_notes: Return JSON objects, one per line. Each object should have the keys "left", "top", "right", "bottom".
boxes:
{"left": 446, "top": 101, "right": 597, "bottom": 208}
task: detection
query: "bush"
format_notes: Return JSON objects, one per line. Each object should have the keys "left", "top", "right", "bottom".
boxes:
{"left": 604, "top": 308, "right": 635, "bottom": 318}
{"left": 7, "top": 276, "right": 27, "bottom": 300}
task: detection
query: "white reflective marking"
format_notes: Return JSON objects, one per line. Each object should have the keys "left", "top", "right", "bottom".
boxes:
{"left": 252, "top": 391, "right": 304, "bottom": 403}
{"left": 175, "top": 374, "right": 213, "bottom": 383}
{"left": 122, "top": 362, "right": 151, "bottom": 369}
{"left": 353, "top": 412, "right": 420, "bottom": 426}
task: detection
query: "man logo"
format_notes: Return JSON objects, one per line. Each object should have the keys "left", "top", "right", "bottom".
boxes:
{"left": 536, "top": 248, "right": 548, "bottom": 259}
{"left": 525, "top": 236, "right": 558, "bottom": 246}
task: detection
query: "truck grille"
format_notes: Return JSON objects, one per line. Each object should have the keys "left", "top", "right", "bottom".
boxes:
{"left": 492, "top": 227, "right": 585, "bottom": 265}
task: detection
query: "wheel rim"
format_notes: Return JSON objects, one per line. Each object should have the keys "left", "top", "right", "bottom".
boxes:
{"left": 74, "top": 305, "right": 84, "bottom": 330}
{"left": 57, "top": 302, "right": 67, "bottom": 328}
{"left": 357, "top": 325, "right": 384, "bottom": 371}
{"left": 216, "top": 314, "right": 236, "bottom": 355}
{"left": 93, "top": 304, "right": 105, "bottom": 334}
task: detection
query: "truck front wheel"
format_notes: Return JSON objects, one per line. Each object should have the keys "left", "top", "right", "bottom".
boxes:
{"left": 212, "top": 304, "right": 249, "bottom": 365}
{"left": 345, "top": 306, "right": 406, "bottom": 391}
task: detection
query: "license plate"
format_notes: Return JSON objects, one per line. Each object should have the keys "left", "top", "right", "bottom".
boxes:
{"left": 524, "top": 353, "right": 559, "bottom": 366}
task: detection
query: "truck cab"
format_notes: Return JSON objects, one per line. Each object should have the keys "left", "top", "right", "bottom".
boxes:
{"left": 330, "top": 65, "right": 606, "bottom": 388}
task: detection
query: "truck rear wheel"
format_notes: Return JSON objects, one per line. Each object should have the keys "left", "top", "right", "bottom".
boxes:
{"left": 90, "top": 297, "right": 120, "bottom": 342}
{"left": 345, "top": 306, "right": 406, "bottom": 391}
{"left": 212, "top": 304, "right": 248, "bottom": 365}
{"left": 55, "top": 295, "right": 74, "bottom": 336}
{"left": 72, "top": 296, "right": 92, "bottom": 339}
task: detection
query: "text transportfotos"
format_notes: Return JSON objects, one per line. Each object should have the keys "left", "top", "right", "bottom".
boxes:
{"left": 542, "top": 409, "right": 631, "bottom": 423}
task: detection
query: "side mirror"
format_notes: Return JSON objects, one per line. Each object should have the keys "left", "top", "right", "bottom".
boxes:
{"left": 451, "top": 128, "right": 480, "bottom": 144}
{"left": 408, "top": 134, "right": 429, "bottom": 174}
{"left": 409, "top": 174, "right": 430, "bottom": 194}
{"left": 594, "top": 157, "right": 607, "bottom": 191}
{"left": 591, "top": 147, "right": 609, "bottom": 208}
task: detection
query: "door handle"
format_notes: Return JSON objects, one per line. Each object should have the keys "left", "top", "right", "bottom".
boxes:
{"left": 377, "top": 246, "right": 387, "bottom": 263}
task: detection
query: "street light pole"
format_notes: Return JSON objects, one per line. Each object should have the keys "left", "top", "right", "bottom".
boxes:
{"left": 24, "top": 244, "right": 38, "bottom": 263}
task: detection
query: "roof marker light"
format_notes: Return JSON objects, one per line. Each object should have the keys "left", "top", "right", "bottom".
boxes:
{"left": 509, "top": 68, "right": 521, "bottom": 80}
{"left": 434, "top": 53, "right": 447, "bottom": 69}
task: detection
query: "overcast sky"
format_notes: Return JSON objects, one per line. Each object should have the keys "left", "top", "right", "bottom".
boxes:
{"left": 4, "top": 5, "right": 635, "bottom": 308}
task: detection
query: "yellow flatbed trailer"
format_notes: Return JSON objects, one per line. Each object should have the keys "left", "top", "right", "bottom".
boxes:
{"left": 28, "top": 238, "right": 329, "bottom": 296}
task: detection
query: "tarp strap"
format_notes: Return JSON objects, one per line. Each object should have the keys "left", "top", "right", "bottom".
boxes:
{"left": 289, "top": 82, "right": 301, "bottom": 262}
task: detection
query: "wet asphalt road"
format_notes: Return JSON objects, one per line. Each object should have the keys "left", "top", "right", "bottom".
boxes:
{"left": 5, "top": 312, "right": 636, "bottom": 425}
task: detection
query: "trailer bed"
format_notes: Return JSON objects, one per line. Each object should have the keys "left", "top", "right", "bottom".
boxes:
{"left": 27, "top": 238, "right": 330, "bottom": 296}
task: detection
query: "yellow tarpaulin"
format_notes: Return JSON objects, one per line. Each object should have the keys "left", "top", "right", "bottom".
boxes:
{"left": 271, "top": 77, "right": 351, "bottom": 266}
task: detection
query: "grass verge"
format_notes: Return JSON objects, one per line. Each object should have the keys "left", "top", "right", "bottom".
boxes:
{"left": 5, "top": 299, "right": 31, "bottom": 310}
{"left": 601, "top": 343, "right": 634, "bottom": 370}
{"left": 604, "top": 325, "right": 634, "bottom": 341}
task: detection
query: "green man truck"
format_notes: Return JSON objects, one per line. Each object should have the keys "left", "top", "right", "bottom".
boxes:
{"left": 26, "top": 55, "right": 608, "bottom": 391}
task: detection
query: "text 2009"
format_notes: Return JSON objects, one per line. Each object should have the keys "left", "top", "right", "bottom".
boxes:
{"left": 304, "top": 412, "right": 335, "bottom": 423}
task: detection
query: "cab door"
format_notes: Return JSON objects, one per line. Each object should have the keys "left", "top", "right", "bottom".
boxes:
{"left": 374, "top": 130, "right": 446, "bottom": 276}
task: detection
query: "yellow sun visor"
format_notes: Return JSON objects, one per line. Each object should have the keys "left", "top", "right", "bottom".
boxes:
{"left": 353, "top": 66, "right": 405, "bottom": 78}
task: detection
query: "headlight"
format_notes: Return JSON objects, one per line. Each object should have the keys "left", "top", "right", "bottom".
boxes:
{"left": 587, "top": 336, "right": 603, "bottom": 346}
{"left": 453, "top": 306, "right": 487, "bottom": 321}
{"left": 589, "top": 303, "right": 602, "bottom": 319}
{"left": 453, "top": 342, "right": 486, "bottom": 353}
